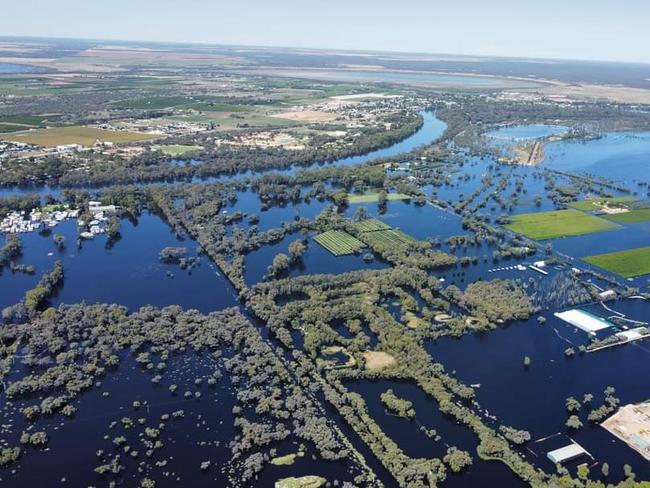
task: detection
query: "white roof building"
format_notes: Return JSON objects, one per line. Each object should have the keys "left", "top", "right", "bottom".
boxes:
{"left": 547, "top": 443, "right": 588, "bottom": 464}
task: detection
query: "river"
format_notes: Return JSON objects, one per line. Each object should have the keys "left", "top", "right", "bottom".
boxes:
{"left": 0, "top": 111, "right": 446, "bottom": 198}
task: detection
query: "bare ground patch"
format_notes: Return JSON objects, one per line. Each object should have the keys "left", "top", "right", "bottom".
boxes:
{"left": 362, "top": 351, "right": 397, "bottom": 371}
{"left": 271, "top": 111, "right": 339, "bottom": 122}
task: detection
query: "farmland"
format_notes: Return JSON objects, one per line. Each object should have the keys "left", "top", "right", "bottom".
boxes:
{"left": 0, "top": 114, "right": 50, "bottom": 127}
{"left": 116, "top": 95, "right": 253, "bottom": 112}
{"left": 354, "top": 218, "right": 390, "bottom": 232}
{"left": 505, "top": 209, "right": 618, "bottom": 240}
{"left": 348, "top": 192, "right": 410, "bottom": 204}
{"left": 583, "top": 246, "right": 650, "bottom": 278}
{"left": 169, "top": 112, "right": 299, "bottom": 129}
{"left": 115, "top": 96, "right": 197, "bottom": 109}
{"left": 182, "top": 102, "right": 251, "bottom": 112}
{"left": 0, "top": 124, "right": 31, "bottom": 133}
{"left": 0, "top": 114, "right": 52, "bottom": 133}
{"left": 355, "top": 218, "right": 416, "bottom": 252}
{"left": 567, "top": 197, "right": 635, "bottom": 211}
{"left": 313, "top": 230, "right": 366, "bottom": 256}
{"left": 604, "top": 208, "right": 650, "bottom": 223}
{"left": 2, "top": 126, "right": 157, "bottom": 146}
{"left": 359, "top": 228, "right": 416, "bottom": 251}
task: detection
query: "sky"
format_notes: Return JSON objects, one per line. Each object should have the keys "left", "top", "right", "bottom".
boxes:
{"left": 2, "top": 0, "right": 650, "bottom": 64}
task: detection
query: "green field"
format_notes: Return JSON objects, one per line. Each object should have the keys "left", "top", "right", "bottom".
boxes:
{"left": 0, "top": 114, "right": 49, "bottom": 126}
{"left": 359, "top": 228, "right": 416, "bottom": 252}
{"left": 155, "top": 144, "right": 203, "bottom": 156}
{"left": 583, "top": 246, "right": 650, "bottom": 278}
{"left": 0, "top": 114, "right": 52, "bottom": 133}
{"left": 2, "top": 126, "right": 157, "bottom": 147}
{"left": 182, "top": 102, "right": 250, "bottom": 112}
{"left": 354, "top": 218, "right": 391, "bottom": 233}
{"left": 354, "top": 217, "right": 417, "bottom": 252}
{"left": 115, "top": 96, "right": 196, "bottom": 110}
{"left": 314, "top": 230, "right": 365, "bottom": 256}
{"left": 567, "top": 197, "right": 635, "bottom": 211}
{"left": 0, "top": 80, "right": 62, "bottom": 96}
{"left": 0, "top": 124, "right": 31, "bottom": 133}
{"left": 505, "top": 209, "right": 618, "bottom": 240}
{"left": 604, "top": 208, "right": 650, "bottom": 223}
{"left": 348, "top": 192, "right": 410, "bottom": 204}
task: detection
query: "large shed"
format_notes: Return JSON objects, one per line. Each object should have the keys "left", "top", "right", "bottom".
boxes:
{"left": 547, "top": 443, "right": 588, "bottom": 464}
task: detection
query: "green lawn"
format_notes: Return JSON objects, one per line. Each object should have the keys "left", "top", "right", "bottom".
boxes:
{"left": 348, "top": 192, "right": 410, "bottom": 204}
{"left": 505, "top": 209, "right": 618, "bottom": 240}
{"left": 314, "top": 230, "right": 365, "bottom": 256}
{"left": 604, "top": 208, "right": 650, "bottom": 223}
{"left": 567, "top": 197, "right": 635, "bottom": 211}
{"left": 583, "top": 246, "right": 650, "bottom": 278}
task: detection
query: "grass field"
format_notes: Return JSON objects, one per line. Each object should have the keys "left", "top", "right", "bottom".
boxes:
{"left": 0, "top": 114, "right": 48, "bottom": 126}
{"left": 155, "top": 144, "right": 203, "bottom": 156}
{"left": 2, "top": 126, "right": 156, "bottom": 147}
{"left": 583, "top": 246, "right": 650, "bottom": 278}
{"left": 0, "top": 114, "right": 51, "bottom": 133}
{"left": 505, "top": 209, "right": 618, "bottom": 240}
{"left": 314, "top": 230, "right": 365, "bottom": 256}
{"left": 567, "top": 197, "right": 635, "bottom": 211}
{"left": 0, "top": 124, "right": 31, "bottom": 133}
{"left": 604, "top": 208, "right": 650, "bottom": 223}
{"left": 354, "top": 218, "right": 390, "bottom": 233}
{"left": 348, "top": 192, "right": 410, "bottom": 204}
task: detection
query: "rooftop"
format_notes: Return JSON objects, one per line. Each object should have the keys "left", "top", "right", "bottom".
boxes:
{"left": 554, "top": 309, "right": 613, "bottom": 333}
{"left": 547, "top": 443, "right": 588, "bottom": 464}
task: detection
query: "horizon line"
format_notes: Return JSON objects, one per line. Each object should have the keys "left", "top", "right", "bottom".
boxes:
{"left": 2, "top": 34, "right": 650, "bottom": 67}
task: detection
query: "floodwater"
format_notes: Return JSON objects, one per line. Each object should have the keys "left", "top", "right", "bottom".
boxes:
{"left": 486, "top": 124, "right": 568, "bottom": 141}
{"left": 426, "top": 298, "right": 650, "bottom": 483}
{"left": 2, "top": 119, "right": 650, "bottom": 487}
{"left": 543, "top": 131, "right": 650, "bottom": 189}
{"left": 0, "top": 212, "right": 239, "bottom": 313}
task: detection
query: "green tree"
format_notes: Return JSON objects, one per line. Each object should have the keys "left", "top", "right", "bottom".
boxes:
{"left": 288, "top": 240, "right": 307, "bottom": 262}
{"left": 443, "top": 447, "right": 473, "bottom": 473}
{"left": 566, "top": 415, "right": 583, "bottom": 430}
{"left": 601, "top": 462, "right": 609, "bottom": 477}
{"left": 272, "top": 253, "right": 290, "bottom": 274}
